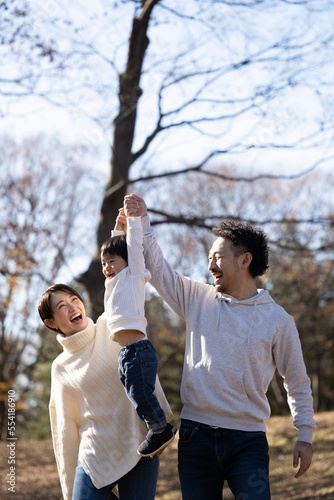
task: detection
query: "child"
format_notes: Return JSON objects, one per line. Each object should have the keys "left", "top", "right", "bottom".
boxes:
{"left": 101, "top": 204, "right": 176, "bottom": 458}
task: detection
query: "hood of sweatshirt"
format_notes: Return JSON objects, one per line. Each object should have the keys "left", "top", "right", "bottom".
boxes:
{"left": 217, "top": 288, "right": 274, "bottom": 305}
{"left": 216, "top": 289, "right": 275, "bottom": 343}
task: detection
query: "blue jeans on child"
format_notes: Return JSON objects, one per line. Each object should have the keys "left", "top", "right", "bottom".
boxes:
{"left": 178, "top": 420, "right": 271, "bottom": 500}
{"left": 72, "top": 456, "right": 159, "bottom": 500}
{"left": 118, "top": 339, "right": 167, "bottom": 431}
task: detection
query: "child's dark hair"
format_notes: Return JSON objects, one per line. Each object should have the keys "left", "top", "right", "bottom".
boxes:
{"left": 101, "top": 235, "right": 128, "bottom": 263}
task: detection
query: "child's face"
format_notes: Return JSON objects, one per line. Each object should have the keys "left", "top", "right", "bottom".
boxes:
{"left": 101, "top": 252, "right": 128, "bottom": 280}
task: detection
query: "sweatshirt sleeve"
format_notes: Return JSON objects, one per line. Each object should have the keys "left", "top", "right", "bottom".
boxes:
{"left": 273, "top": 316, "right": 315, "bottom": 443}
{"left": 49, "top": 361, "right": 81, "bottom": 500}
{"left": 141, "top": 214, "right": 199, "bottom": 321}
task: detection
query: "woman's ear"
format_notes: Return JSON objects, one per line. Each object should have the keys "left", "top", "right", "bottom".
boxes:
{"left": 44, "top": 318, "right": 57, "bottom": 330}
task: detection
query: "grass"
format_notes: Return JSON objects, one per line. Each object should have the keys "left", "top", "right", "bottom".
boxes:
{"left": 0, "top": 412, "right": 333, "bottom": 499}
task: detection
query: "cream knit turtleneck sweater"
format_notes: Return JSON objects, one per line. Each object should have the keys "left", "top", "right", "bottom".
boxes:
{"left": 49, "top": 315, "right": 172, "bottom": 500}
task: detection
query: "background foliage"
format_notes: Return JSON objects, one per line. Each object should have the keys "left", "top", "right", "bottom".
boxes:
{"left": 1, "top": 0, "right": 334, "bottom": 439}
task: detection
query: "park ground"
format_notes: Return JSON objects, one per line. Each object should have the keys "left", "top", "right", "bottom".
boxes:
{"left": 0, "top": 411, "right": 333, "bottom": 499}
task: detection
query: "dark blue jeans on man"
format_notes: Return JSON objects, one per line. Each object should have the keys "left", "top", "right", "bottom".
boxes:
{"left": 178, "top": 420, "right": 271, "bottom": 500}
{"left": 118, "top": 339, "right": 167, "bottom": 431}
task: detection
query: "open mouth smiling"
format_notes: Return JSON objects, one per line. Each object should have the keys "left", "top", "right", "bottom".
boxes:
{"left": 70, "top": 313, "right": 83, "bottom": 322}
{"left": 211, "top": 269, "right": 223, "bottom": 284}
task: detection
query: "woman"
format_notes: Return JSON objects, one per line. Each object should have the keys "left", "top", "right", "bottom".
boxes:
{"left": 38, "top": 283, "right": 172, "bottom": 500}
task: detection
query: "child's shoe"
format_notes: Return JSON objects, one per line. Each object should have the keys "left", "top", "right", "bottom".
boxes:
{"left": 137, "top": 423, "right": 176, "bottom": 458}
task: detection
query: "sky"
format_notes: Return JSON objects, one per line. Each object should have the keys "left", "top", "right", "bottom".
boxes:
{"left": 2, "top": 0, "right": 334, "bottom": 382}
{"left": 2, "top": 0, "right": 334, "bottom": 286}
{"left": 2, "top": 0, "right": 334, "bottom": 175}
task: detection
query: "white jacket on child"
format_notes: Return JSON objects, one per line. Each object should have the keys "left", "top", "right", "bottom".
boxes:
{"left": 105, "top": 216, "right": 151, "bottom": 341}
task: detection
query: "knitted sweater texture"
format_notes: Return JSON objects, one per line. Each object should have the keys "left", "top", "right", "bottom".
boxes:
{"left": 49, "top": 315, "right": 172, "bottom": 500}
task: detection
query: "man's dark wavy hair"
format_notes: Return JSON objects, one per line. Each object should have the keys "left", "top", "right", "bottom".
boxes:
{"left": 212, "top": 220, "right": 269, "bottom": 278}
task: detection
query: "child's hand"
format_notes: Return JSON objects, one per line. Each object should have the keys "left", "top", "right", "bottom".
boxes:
{"left": 114, "top": 208, "right": 127, "bottom": 233}
{"left": 124, "top": 193, "right": 147, "bottom": 217}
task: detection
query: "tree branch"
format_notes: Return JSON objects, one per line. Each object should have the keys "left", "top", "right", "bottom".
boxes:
{"left": 147, "top": 208, "right": 334, "bottom": 229}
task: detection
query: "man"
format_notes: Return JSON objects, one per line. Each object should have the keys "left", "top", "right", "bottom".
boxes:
{"left": 124, "top": 194, "right": 315, "bottom": 500}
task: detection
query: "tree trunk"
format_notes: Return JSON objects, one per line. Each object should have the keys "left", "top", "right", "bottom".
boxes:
{"left": 78, "top": 1, "right": 159, "bottom": 320}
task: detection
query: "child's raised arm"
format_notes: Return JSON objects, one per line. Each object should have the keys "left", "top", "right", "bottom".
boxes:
{"left": 114, "top": 208, "right": 127, "bottom": 233}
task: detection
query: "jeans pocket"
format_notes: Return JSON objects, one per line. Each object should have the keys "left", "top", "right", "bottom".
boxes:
{"left": 178, "top": 422, "right": 198, "bottom": 443}
{"left": 139, "top": 352, "right": 158, "bottom": 389}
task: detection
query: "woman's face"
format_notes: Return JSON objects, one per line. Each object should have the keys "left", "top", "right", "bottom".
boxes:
{"left": 44, "top": 290, "right": 88, "bottom": 336}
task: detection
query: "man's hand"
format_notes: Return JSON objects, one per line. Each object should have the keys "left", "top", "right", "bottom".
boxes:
{"left": 293, "top": 441, "right": 313, "bottom": 478}
{"left": 124, "top": 193, "right": 147, "bottom": 218}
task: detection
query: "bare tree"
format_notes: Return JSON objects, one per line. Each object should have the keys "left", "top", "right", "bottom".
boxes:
{"left": 2, "top": 1, "right": 334, "bottom": 318}
{"left": 268, "top": 205, "right": 334, "bottom": 412}
{"left": 76, "top": 1, "right": 334, "bottom": 317}
{"left": 0, "top": 134, "right": 101, "bottom": 439}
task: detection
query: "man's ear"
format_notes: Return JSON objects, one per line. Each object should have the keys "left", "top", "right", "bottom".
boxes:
{"left": 44, "top": 318, "right": 57, "bottom": 330}
{"left": 241, "top": 252, "right": 253, "bottom": 270}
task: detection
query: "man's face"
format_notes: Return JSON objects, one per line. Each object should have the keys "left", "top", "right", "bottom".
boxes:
{"left": 208, "top": 237, "right": 244, "bottom": 294}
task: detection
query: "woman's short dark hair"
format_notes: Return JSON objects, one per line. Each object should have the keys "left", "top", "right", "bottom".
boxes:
{"left": 101, "top": 235, "right": 128, "bottom": 263}
{"left": 212, "top": 220, "right": 269, "bottom": 278}
{"left": 38, "top": 284, "right": 83, "bottom": 332}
